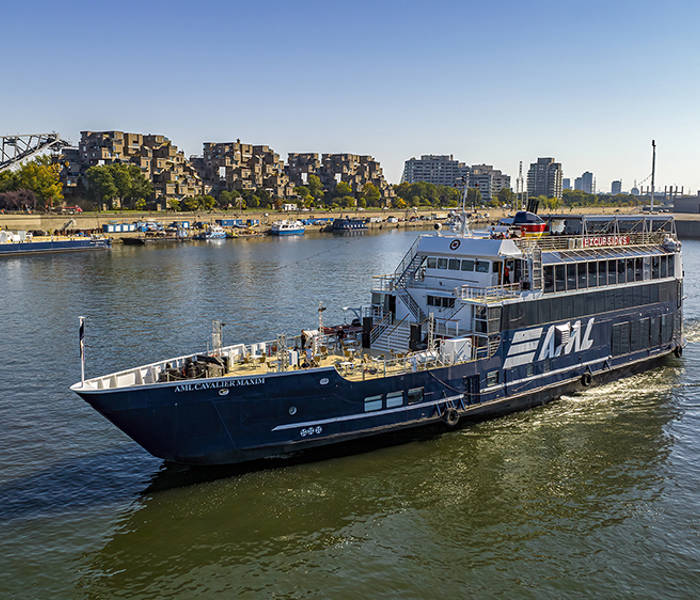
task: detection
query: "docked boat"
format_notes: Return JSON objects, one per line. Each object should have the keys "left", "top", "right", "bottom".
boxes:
{"left": 270, "top": 220, "right": 305, "bottom": 236}
{"left": 0, "top": 231, "right": 111, "bottom": 256}
{"left": 71, "top": 209, "right": 684, "bottom": 466}
{"left": 332, "top": 217, "right": 368, "bottom": 231}
{"left": 194, "top": 224, "right": 227, "bottom": 240}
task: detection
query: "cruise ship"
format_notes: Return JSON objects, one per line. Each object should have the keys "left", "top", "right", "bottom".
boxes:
{"left": 71, "top": 212, "right": 684, "bottom": 465}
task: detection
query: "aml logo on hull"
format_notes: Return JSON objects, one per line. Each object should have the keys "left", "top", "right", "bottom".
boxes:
{"left": 503, "top": 318, "right": 595, "bottom": 369}
{"left": 174, "top": 377, "right": 265, "bottom": 393}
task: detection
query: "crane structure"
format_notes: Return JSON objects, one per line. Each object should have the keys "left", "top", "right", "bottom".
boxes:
{"left": 0, "top": 133, "right": 70, "bottom": 172}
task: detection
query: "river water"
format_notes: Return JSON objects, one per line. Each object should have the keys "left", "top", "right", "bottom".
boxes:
{"left": 0, "top": 230, "right": 698, "bottom": 599}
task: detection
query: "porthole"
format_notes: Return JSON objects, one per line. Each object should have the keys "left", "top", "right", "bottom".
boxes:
{"left": 289, "top": 406, "right": 297, "bottom": 415}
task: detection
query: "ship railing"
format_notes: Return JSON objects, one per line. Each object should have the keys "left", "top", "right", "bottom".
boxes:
{"left": 513, "top": 231, "right": 670, "bottom": 252}
{"left": 372, "top": 274, "right": 396, "bottom": 292}
{"left": 459, "top": 283, "right": 521, "bottom": 302}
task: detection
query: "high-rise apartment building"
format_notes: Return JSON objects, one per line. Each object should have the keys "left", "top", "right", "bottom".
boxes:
{"left": 574, "top": 171, "right": 594, "bottom": 194}
{"left": 401, "top": 155, "right": 469, "bottom": 188}
{"left": 468, "top": 164, "right": 511, "bottom": 201}
{"left": 562, "top": 178, "right": 571, "bottom": 190}
{"left": 527, "top": 157, "right": 563, "bottom": 199}
{"left": 611, "top": 180, "right": 622, "bottom": 194}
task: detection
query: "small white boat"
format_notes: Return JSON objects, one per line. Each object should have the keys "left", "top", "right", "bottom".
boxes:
{"left": 270, "top": 220, "right": 305, "bottom": 236}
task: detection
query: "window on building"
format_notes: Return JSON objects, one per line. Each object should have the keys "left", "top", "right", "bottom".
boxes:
{"left": 386, "top": 391, "right": 403, "bottom": 408}
{"left": 461, "top": 259, "right": 475, "bottom": 271}
{"left": 364, "top": 395, "right": 383, "bottom": 412}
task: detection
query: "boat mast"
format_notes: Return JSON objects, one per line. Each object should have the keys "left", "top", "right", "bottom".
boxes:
{"left": 460, "top": 175, "right": 470, "bottom": 236}
{"left": 650, "top": 139, "right": 656, "bottom": 212}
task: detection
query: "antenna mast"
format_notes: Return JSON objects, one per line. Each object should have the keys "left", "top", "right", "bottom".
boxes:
{"left": 517, "top": 161, "right": 524, "bottom": 210}
{"left": 650, "top": 139, "right": 656, "bottom": 212}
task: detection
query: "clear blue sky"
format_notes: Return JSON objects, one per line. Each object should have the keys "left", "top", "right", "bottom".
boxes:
{"left": 3, "top": 0, "right": 700, "bottom": 192}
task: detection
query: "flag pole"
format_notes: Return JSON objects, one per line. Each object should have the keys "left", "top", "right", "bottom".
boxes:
{"left": 79, "top": 316, "right": 86, "bottom": 384}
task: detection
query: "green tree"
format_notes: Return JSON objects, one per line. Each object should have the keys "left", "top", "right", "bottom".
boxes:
{"left": 0, "top": 170, "right": 19, "bottom": 193}
{"left": 335, "top": 181, "right": 352, "bottom": 196}
{"left": 134, "top": 198, "right": 147, "bottom": 211}
{"left": 341, "top": 195, "right": 356, "bottom": 208}
{"left": 393, "top": 197, "right": 407, "bottom": 209}
{"left": 167, "top": 198, "right": 181, "bottom": 211}
{"left": 307, "top": 175, "right": 324, "bottom": 201}
{"left": 86, "top": 166, "right": 118, "bottom": 206}
{"left": 362, "top": 182, "right": 381, "bottom": 206}
{"left": 183, "top": 196, "right": 199, "bottom": 211}
{"left": 16, "top": 161, "right": 63, "bottom": 206}
{"left": 466, "top": 187, "right": 482, "bottom": 207}
{"left": 497, "top": 187, "right": 516, "bottom": 206}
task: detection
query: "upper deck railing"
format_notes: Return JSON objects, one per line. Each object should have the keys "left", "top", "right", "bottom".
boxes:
{"left": 513, "top": 231, "right": 671, "bottom": 252}
{"left": 459, "top": 283, "right": 521, "bottom": 302}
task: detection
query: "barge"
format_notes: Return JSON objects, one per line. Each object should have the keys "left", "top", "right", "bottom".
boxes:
{"left": 71, "top": 211, "right": 684, "bottom": 466}
{"left": 0, "top": 231, "right": 111, "bottom": 256}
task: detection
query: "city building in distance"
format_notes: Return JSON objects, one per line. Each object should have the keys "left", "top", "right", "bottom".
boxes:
{"left": 574, "top": 171, "right": 594, "bottom": 194}
{"left": 468, "top": 164, "right": 511, "bottom": 201}
{"left": 401, "top": 154, "right": 469, "bottom": 188}
{"left": 61, "top": 131, "right": 205, "bottom": 206}
{"left": 611, "top": 180, "right": 622, "bottom": 194}
{"left": 563, "top": 177, "right": 571, "bottom": 190}
{"left": 527, "top": 157, "right": 563, "bottom": 198}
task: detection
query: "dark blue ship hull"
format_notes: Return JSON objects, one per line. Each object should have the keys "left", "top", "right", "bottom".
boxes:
{"left": 76, "top": 286, "right": 683, "bottom": 466}
{"left": 0, "top": 238, "right": 111, "bottom": 256}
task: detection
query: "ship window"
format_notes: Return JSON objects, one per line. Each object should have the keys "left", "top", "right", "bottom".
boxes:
{"left": 567, "top": 264, "right": 577, "bottom": 290}
{"left": 364, "top": 395, "right": 383, "bottom": 412}
{"left": 555, "top": 265, "right": 566, "bottom": 292}
{"left": 577, "top": 263, "right": 588, "bottom": 289}
{"left": 476, "top": 261, "right": 490, "bottom": 273}
{"left": 461, "top": 259, "right": 475, "bottom": 271}
{"left": 486, "top": 370, "right": 500, "bottom": 386}
{"left": 526, "top": 364, "right": 534, "bottom": 377}
{"left": 598, "top": 261, "right": 607, "bottom": 286}
{"left": 660, "top": 255, "right": 668, "bottom": 278}
{"left": 652, "top": 256, "right": 660, "bottom": 279}
{"left": 608, "top": 260, "right": 617, "bottom": 285}
{"left": 636, "top": 257, "right": 644, "bottom": 281}
{"left": 544, "top": 266, "right": 554, "bottom": 293}
{"left": 668, "top": 255, "right": 675, "bottom": 277}
{"left": 437, "top": 258, "right": 448, "bottom": 269}
{"left": 386, "top": 391, "right": 403, "bottom": 408}
{"left": 407, "top": 387, "right": 424, "bottom": 405}
{"left": 493, "top": 262, "right": 499, "bottom": 273}
{"left": 448, "top": 259, "right": 460, "bottom": 270}
{"left": 617, "top": 259, "right": 626, "bottom": 284}
{"left": 427, "top": 257, "right": 437, "bottom": 268}
{"left": 587, "top": 262, "right": 597, "bottom": 287}
{"left": 626, "top": 259, "right": 634, "bottom": 282}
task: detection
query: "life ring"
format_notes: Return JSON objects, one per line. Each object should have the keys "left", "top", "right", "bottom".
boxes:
{"left": 444, "top": 407, "right": 459, "bottom": 427}
{"left": 674, "top": 345, "right": 683, "bottom": 358}
{"left": 581, "top": 372, "right": 592, "bottom": 387}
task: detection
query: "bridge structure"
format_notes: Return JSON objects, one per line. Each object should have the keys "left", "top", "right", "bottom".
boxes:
{"left": 0, "top": 133, "right": 71, "bottom": 172}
